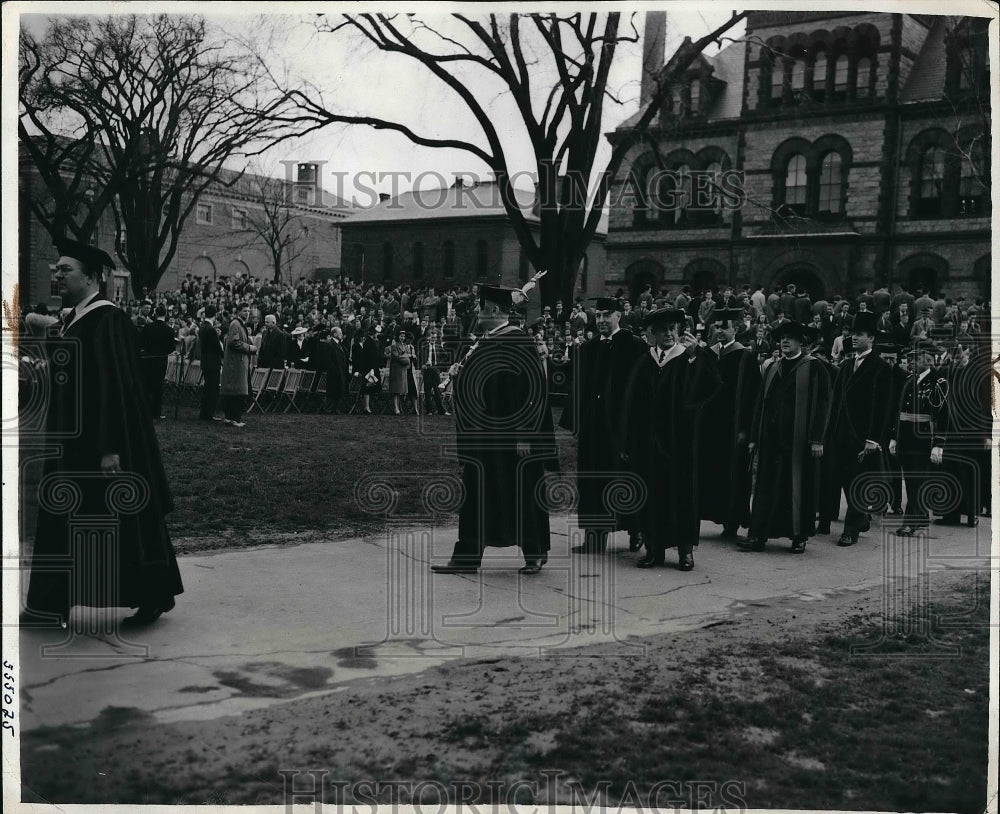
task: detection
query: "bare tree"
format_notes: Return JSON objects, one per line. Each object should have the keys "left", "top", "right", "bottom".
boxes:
{"left": 19, "top": 15, "right": 297, "bottom": 295}
{"left": 256, "top": 12, "right": 746, "bottom": 306}
{"left": 231, "top": 172, "right": 309, "bottom": 284}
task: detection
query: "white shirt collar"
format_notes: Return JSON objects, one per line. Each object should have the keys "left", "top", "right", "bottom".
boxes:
{"left": 784, "top": 351, "right": 803, "bottom": 361}
{"left": 723, "top": 339, "right": 736, "bottom": 350}
{"left": 855, "top": 349, "right": 872, "bottom": 362}
{"left": 76, "top": 290, "right": 100, "bottom": 311}
{"left": 609, "top": 327, "right": 621, "bottom": 338}
{"left": 917, "top": 367, "right": 931, "bottom": 382}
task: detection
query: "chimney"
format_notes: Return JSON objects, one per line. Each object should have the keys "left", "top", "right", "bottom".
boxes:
{"left": 297, "top": 163, "right": 318, "bottom": 183}
{"left": 641, "top": 12, "right": 667, "bottom": 110}
{"left": 378, "top": 192, "right": 390, "bottom": 203}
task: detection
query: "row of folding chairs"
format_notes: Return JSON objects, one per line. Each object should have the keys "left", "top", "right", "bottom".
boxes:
{"left": 247, "top": 367, "right": 334, "bottom": 414}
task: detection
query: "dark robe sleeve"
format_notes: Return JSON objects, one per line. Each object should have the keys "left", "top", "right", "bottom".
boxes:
{"left": 808, "top": 359, "right": 832, "bottom": 445}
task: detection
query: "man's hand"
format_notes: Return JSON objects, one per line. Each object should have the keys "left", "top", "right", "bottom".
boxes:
{"left": 737, "top": 431, "right": 748, "bottom": 446}
{"left": 101, "top": 453, "right": 121, "bottom": 474}
{"left": 889, "top": 439, "right": 897, "bottom": 456}
{"left": 516, "top": 442, "right": 531, "bottom": 458}
{"left": 863, "top": 440, "right": 880, "bottom": 453}
{"left": 681, "top": 330, "right": 698, "bottom": 357}
{"left": 930, "top": 446, "right": 944, "bottom": 465}
{"left": 811, "top": 442, "right": 824, "bottom": 459}
{"left": 747, "top": 441, "right": 756, "bottom": 453}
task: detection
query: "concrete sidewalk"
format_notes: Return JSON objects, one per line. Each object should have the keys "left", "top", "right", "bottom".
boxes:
{"left": 16, "top": 515, "right": 990, "bottom": 733}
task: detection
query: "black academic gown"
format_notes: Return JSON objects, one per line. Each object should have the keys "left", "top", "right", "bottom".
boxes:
{"left": 699, "top": 341, "right": 762, "bottom": 531}
{"left": 825, "top": 352, "right": 893, "bottom": 533}
{"left": 943, "top": 359, "right": 991, "bottom": 520}
{"left": 27, "top": 303, "right": 183, "bottom": 614}
{"left": 559, "top": 329, "right": 647, "bottom": 532}
{"left": 451, "top": 324, "right": 557, "bottom": 564}
{"left": 749, "top": 354, "right": 832, "bottom": 542}
{"left": 622, "top": 345, "right": 721, "bottom": 559}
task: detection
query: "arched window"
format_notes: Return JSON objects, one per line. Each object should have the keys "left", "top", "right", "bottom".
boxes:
{"left": 856, "top": 57, "right": 871, "bottom": 98}
{"left": 382, "top": 242, "right": 393, "bottom": 280}
{"left": 475, "top": 239, "right": 488, "bottom": 278}
{"left": 791, "top": 59, "right": 805, "bottom": 91}
{"left": 834, "top": 54, "right": 849, "bottom": 92}
{"left": 690, "top": 78, "right": 700, "bottom": 112}
{"left": 915, "top": 146, "right": 946, "bottom": 217}
{"left": 671, "top": 85, "right": 683, "bottom": 113}
{"left": 784, "top": 154, "right": 808, "bottom": 214}
{"left": 812, "top": 52, "right": 827, "bottom": 95}
{"left": 817, "top": 152, "right": 844, "bottom": 215}
{"left": 442, "top": 240, "right": 455, "bottom": 278}
{"left": 771, "top": 59, "right": 785, "bottom": 100}
{"left": 412, "top": 242, "right": 424, "bottom": 279}
{"left": 654, "top": 170, "right": 677, "bottom": 224}
{"left": 959, "top": 143, "right": 985, "bottom": 215}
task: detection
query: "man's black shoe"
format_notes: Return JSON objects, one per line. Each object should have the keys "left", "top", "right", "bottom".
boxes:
{"left": 790, "top": 537, "right": 807, "bottom": 554}
{"left": 519, "top": 561, "right": 543, "bottom": 575}
{"left": 19, "top": 609, "right": 68, "bottom": 629}
{"left": 738, "top": 536, "right": 766, "bottom": 552}
{"left": 966, "top": 516, "right": 979, "bottom": 527}
{"left": 837, "top": 533, "right": 858, "bottom": 547}
{"left": 431, "top": 562, "right": 479, "bottom": 574}
{"left": 636, "top": 554, "right": 663, "bottom": 569}
{"left": 935, "top": 515, "right": 962, "bottom": 526}
{"left": 122, "top": 597, "right": 175, "bottom": 628}
{"left": 677, "top": 551, "right": 695, "bottom": 571}
{"left": 628, "top": 532, "right": 643, "bottom": 552}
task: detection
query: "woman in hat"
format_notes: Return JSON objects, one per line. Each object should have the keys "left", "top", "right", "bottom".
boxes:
{"left": 387, "top": 328, "right": 418, "bottom": 414}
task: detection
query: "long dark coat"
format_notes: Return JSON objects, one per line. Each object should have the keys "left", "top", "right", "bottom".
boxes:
{"left": 559, "top": 329, "right": 647, "bottom": 531}
{"left": 27, "top": 303, "right": 183, "bottom": 613}
{"left": 622, "top": 345, "right": 721, "bottom": 557}
{"left": 454, "top": 325, "right": 557, "bottom": 558}
{"left": 749, "top": 354, "right": 832, "bottom": 541}
{"left": 699, "top": 341, "right": 762, "bottom": 529}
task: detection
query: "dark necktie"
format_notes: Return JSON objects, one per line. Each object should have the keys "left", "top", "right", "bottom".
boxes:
{"left": 60, "top": 308, "right": 77, "bottom": 335}
{"left": 658, "top": 349, "right": 665, "bottom": 363}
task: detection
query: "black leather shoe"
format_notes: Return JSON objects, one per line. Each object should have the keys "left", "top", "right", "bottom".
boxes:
{"left": 896, "top": 525, "right": 914, "bottom": 537}
{"left": 519, "top": 561, "right": 543, "bottom": 575}
{"left": 935, "top": 515, "right": 962, "bottom": 526}
{"left": 837, "top": 533, "right": 858, "bottom": 547}
{"left": 19, "top": 609, "right": 68, "bottom": 629}
{"left": 966, "top": 516, "right": 979, "bottom": 527}
{"left": 122, "top": 597, "right": 175, "bottom": 628}
{"left": 790, "top": 537, "right": 807, "bottom": 554}
{"left": 636, "top": 554, "right": 664, "bottom": 568}
{"left": 738, "top": 536, "right": 766, "bottom": 552}
{"left": 628, "top": 532, "right": 643, "bottom": 552}
{"left": 677, "top": 551, "right": 695, "bottom": 571}
{"left": 431, "top": 562, "right": 479, "bottom": 574}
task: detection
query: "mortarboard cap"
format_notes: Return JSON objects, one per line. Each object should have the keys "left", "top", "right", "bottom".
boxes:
{"left": 711, "top": 308, "right": 744, "bottom": 325}
{"left": 643, "top": 308, "right": 687, "bottom": 329}
{"left": 54, "top": 238, "right": 115, "bottom": 274}
{"left": 590, "top": 297, "right": 623, "bottom": 313}
{"left": 771, "top": 321, "right": 818, "bottom": 343}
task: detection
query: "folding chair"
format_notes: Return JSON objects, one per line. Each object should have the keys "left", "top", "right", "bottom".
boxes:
{"left": 311, "top": 372, "right": 328, "bottom": 412}
{"left": 246, "top": 367, "right": 271, "bottom": 413}
{"left": 181, "top": 360, "right": 203, "bottom": 405}
{"left": 258, "top": 368, "right": 286, "bottom": 413}
{"left": 277, "top": 368, "right": 304, "bottom": 413}
{"left": 163, "top": 355, "right": 181, "bottom": 400}
{"left": 291, "top": 370, "right": 315, "bottom": 413}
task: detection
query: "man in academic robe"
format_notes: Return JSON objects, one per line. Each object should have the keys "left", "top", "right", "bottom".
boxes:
{"left": 699, "top": 308, "right": 762, "bottom": 539}
{"left": 890, "top": 341, "right": 951, "bottom": 536}
{"left": 559, "top": 297, "right": 648, "bottom": 554}
{"left": 432, "top": 280, "right": 556, "bottom": 575}
{"left": 196, "top": 304, "right": 224, "bottom": 421}
{"left": 256, "top": 314, "right": 289, "bottom": 369}
{"left": 825, "top": 312, "right": 894, "bottom": 546}
{"left": 621, "top": 309, "right": 721, "bottom": 570}
{"left": 741, "top": 321, "right": 832, "bottom": 553}
{"left": 25, "top": 239, "right": 183, "bottom": 628}
{"left": 324, "top": 326, "right": 350, "bottom": 413}
{"left": 138, "top": 304, "right": 177, "bottom": 420}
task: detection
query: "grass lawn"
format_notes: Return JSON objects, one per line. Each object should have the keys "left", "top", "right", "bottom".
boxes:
{"left": 19, "top": 406, "right": 577, "bottom": 551}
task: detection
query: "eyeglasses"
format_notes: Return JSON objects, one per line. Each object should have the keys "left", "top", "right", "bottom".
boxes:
{"left": 52, "top": 264, "right": 77, "bottom": 274}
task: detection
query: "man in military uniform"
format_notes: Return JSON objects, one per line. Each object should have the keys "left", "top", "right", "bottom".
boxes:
{"left": 699, "top": 308, "right": 762, "bottom": 540}
{"left": 432, "top": 281, "right": 556, "bottom": 575}
{"left": 890, "top": 340, "right": 949, "bottom": 536}
{"left": 560, "top": 297, "right": 647, "bottom": 554}
{"left": 742, "top": 322, "right": 831, "bottom": 554}
{"left": 825, "top": 311, "right": 894, "bottom": 546}
{"left": 621, "top": 309, "right": 720, "bottom": 570}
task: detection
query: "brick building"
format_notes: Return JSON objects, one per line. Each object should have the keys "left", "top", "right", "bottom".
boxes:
{"left": 605, "top": 11, "right": 991, "bottom": 302}
{"left": 339, "top": 179, "right": 608, "bottom": 299}
{"left": 18, "top": 157, "right": 353, "bottom": 307}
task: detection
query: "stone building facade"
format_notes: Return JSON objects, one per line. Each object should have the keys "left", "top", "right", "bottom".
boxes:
{"left": 605, "top": 11, "right": 991, "bottom": 302}
{"left": 339, "top": 179, "right": 608, "bottom": 298}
